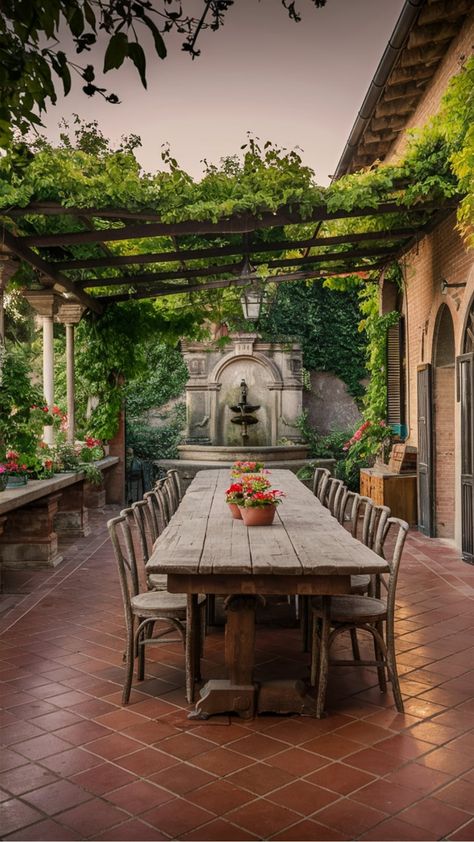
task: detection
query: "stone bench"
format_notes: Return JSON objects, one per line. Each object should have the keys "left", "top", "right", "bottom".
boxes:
{"left": 0, "top": 456, "right": 119, "bottom": 571}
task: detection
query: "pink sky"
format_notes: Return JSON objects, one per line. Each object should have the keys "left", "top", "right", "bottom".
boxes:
{"left": 41, "top": 0, "right": 405, "bottom": 185}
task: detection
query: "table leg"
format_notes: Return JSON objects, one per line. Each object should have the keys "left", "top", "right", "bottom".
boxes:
{"left": 185, "top": 594, "right": 200, "bottom": 704}
{"left": 189, "top": 594, "right": 259, "bottom": 720}
{"left": 316, "top": 595, "right": 331, "bottom": 719}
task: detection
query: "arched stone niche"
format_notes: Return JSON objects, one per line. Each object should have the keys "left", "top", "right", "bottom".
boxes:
{"left": 182, "top": 333, "right": 304, "bottom": 447}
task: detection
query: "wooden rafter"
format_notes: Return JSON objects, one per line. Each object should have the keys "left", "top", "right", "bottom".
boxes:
{"left": 16, "top": 198, "right": 457, "bottom": 249}
{"left": 78, "top": 247, "right": 397, "bottom": 289}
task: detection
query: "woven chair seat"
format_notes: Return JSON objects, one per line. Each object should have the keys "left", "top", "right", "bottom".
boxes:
{"left": 350, "top": 574, "right": 371, "bottom": 594}
{"left": 311, "top": 594, "right": 387, "bottom": 624}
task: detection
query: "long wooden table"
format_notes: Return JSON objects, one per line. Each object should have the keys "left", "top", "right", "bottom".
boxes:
{"left": 147, "top": 469, "right": 389, "bottom": 719}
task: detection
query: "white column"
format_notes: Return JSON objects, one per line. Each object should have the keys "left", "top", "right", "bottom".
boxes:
{"left": 43, "top": 314, "right": 55, "bottom": 445}
{"left": 65, "top": 322, "right": 75, "bottom": 443}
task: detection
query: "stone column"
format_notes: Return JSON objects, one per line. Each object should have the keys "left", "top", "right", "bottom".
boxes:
{"left": 56, "top": 303, "right": 85, "bottom": 442}
{"left": 23, "top": 291, "right": 59, "bottom": 445}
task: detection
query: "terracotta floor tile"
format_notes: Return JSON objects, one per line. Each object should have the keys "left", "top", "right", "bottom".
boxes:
{"left": 335, "top": 720, "right": 392, "bottom": 746}
{"left": 181, "top": 817, "right": 259, "bottom": 840}
{"left": 53, "top": 720, "right": 111, "bottom": 746}
{"left": 142, "top": 797, "right": 215, "bottom": 837}
{"left": 4, "top": 818, "right": 82, "bottom": 840}
{"left": 360, "top": 816, "right": 438, "bottom": 840}
{"left": 342, "top": 747, "right": 403, "bottom": 775}
{"left": 116, "top": 747, "right": 178, "bottom": 775}
{"left": 23, "top": 779, "right": 92, "bottom": 814}
{"left": 85, "top": 733, "right": 142, "bottom": 760}
{"left": 227, "top": 797, "right": 300, "bottom": 837}
{"left": 226, "top": 732, "right": 289, "bottom": 760}
{"left": 448, "top": 818, "right": 474, "bottom": 841}
{"left": 13, "top": 733, "right": 73, "bottom": 761}
{"left": 398, "top": 797, "right": 470, "bottom": 836}
{"left": 192, "top": 747, "right": 253, "bottom": 776}
{"left": 385, "top": 761, "right": 453, "bottom": 794}
{"left": 187, "top": 779, "right": 254, "bottom": 814}
{"left": 0, "top": 763, "right": 58, "bottom": 796}
{"left": 68, "top": 698, "right": 118, "bottom": 719}
{"left": 266, "top": 747, "right": 330, "bottom": 777}
{"left": 30, "top": 711, "right": 82, "bottom": 732}
{"left": 8, "top": 701, "right": 58, "bottom": 721}
{"left": 150, "top": 762, "right": 215, "bottom": 795}
{"left": 271, "top": 818, "right": 351, "bottom": 840}
{"left": 122, "top": 720, "right": 177, "bottom": 744}
{"left": 419, "top": 746, "right": 474, "bottom": 775}
{"left": 0, "top": 721, "right": 46, "bottom": 745}
{"left": 267, "top": 779, "right": 339, "bottom": 814}
{"left": 407, "top": 720, "right": 462, "bottom": 746}
{"left": 226, "top": 761, "right": 295, "bottom": 795}
{"left": 351, "top": 778, "right": 420, "bottom": 813}
{"left": 39, "top": 747, "right": 102, "bottom": 776}
{"left": 0, "top": 798, "right": 43, "bottom": 836}
{"left": 95, "top": 708, "right": 149, "bottom": 731}
{"left": 434, "top": 779, "right": 474, "bottom": 811}
{"left": 375, "top": 733, "right": 434, "bottom": 760}
{"left": 0, "top": 749, "right": 29, "bottom": 773}
{"left": 57, "top": 798, "right": 128, "bottom": 837}
{"left": 71, "top": 762, "right": 136, "bottom": 795}
{"left": 160, "top": 731, "right": 216, "bottom": 760}
{"left": 315, "top": 798, "right": 388, "bottom": 836}
{"left": 95, "top": 818, "right": 170, "bottom": 840}
{"left": 303, "top": 734, "right": 364, "bottom": 759}
{"left": 106, "top": 779, "right": 174, "bottom": 812}
{"left": 306, "top": 762, "right": 376, "bottom": 794}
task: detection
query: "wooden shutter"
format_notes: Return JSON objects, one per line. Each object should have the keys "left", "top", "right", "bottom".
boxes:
{"left": 457, "top": 353, "right": 474, "bottom": 562}
{"left": 417, "top": 364, "right": 434, "bottom": 537}
{"left": 387, "top": 318, "right": 405, "bottom": 434}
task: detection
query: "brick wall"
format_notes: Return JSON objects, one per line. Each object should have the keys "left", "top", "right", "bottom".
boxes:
{"left": 381, "top": 12, "right": 474, "bottom": 542}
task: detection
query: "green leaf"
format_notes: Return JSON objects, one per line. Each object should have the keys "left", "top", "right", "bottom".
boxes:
{"left": 83, "top": 1, "right": 97, "bottom": 31}
{"left": 142, "top": 15, "right": 167, "bottom": 59}
{"left": 68, "top": 7, "right": 85, "bottom": 37}
{"left": 127, "top": 42, "right": 147, "bottom": 88}
{"left": 103, "top": 33, "right": 129, "bottom": 73}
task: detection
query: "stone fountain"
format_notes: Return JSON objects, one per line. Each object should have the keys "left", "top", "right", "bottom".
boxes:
{"left": 156, "top": 332, "right": 335, "bottom": 491}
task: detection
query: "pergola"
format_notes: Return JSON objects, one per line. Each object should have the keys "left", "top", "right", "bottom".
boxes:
{"left": 0, "top": 191, "right": 458, "bottom": 440}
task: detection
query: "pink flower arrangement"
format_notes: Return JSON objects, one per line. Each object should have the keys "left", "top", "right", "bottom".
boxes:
{"left": 230, "top": 460, "right": 266, "bottom": 478}
{"left": 242, "top": 490, "right": 285, "bottom": 508}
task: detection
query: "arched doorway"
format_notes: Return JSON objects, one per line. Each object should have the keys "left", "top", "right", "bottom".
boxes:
{"left": 432, "top": 305, "right": 455, "bottom": 538}
{"left": 458, "top": 295, "right": 474, "bottom": 561}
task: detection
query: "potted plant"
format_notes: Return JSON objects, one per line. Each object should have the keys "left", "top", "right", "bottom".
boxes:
{"left": 1, "top": 450, "right": 30, "bottom": 488}
{"left": 239, "top": 489, "right": 285, "bottom": 526}
{"left": 230, "top": 460, "right": 266, "bottom": 478}
{"left": 225, "top": 482, "right": 245, "bottom": 519}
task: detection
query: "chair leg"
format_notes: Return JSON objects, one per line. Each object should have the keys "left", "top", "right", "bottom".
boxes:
{"left": 310, "top": 615, "right": 321, "bottom": 687}
{"left": 316, "top": 596, "right": 331, "bottom": 719}
{"left": 374, "top": 620, "right": 387, "bottom": 692}
{"left": 123, "top": 624, "right": 135, "bottom": 705}
{"left": 386, "top": 625, "right": 404, "bottom": 713}
{"left": 350, "top": 628, "right": 361, "bottom": 661}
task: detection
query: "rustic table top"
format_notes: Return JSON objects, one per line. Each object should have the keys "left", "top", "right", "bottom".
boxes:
{"left": 146, "top": 469, "right": 389, "bottom": 578}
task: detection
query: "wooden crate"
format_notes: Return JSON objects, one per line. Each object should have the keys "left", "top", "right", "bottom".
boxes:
{"left": 360, "top": 468, "right": 417, "bottom": 525}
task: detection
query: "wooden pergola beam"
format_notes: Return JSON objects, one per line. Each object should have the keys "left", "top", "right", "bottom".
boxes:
{"left": 78, "top": 246, "right": 397, "bottom": 289}
{"left": 53, "top": 227, "right": 414, "bottom": 272}
{"left": 97, "top": 262, "right": 387, "bottom": 303}
{"left": 18, "top": 199, "right": 456, "bottom": 249}
{"left": 1, "top": 229, "right": 102, "bottom": 314}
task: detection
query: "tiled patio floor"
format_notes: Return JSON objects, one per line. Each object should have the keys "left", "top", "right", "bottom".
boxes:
{"left": 0, "top": 509, "right": 473, "bottom": 841}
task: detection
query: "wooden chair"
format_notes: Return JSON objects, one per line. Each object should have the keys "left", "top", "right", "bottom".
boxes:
{"left": 310, "top": 517, "right": 409, "bottom": 716}
{"left": 167, "top": 469, "right": 182, "bottom": 505}
{"left": 350, "top": 504, "right": 391, "bottom": 596}
{"left": 144, "top": 487, "right": 169, "bottom": 539}
{"left": 323, "top": 478, "right": 344, "bottom": 517}
{"left": 108, "top": 514, "right": 205, "bottom": 704}
{"left": 128, "top": 501, "right": 167, "bottom": 591}
{"left": 312, "top": 467, "right": 330, "bottom": 498}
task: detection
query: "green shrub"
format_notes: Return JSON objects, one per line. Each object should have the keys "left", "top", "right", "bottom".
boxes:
{"left": 126, "top": 404, "right": 185, "bottom": 461}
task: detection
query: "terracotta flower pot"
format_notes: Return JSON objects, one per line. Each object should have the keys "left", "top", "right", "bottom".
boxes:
{"left": 240, "top": 505, "right": 277, "bottom": 526}
{"left": 227, "top": 502, "right": 242, "bottom": 519}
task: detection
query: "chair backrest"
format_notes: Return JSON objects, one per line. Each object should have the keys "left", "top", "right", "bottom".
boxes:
{"left": 337, "top": 488, "right": 357, "bottom": 526}
{"left": 324, "top": 477, "right": 344, "bottom": 515}
{"left": 167, "top": 469, "right": 182, "bottom": 504}
{"left": 108, "top": 515, "right": 140, "bottom": 620}
{"left": 130, "top": 499, "right": 155, "bottom": 563}
{"left": 382, "top": 517, "right": 409, "bottom": 621}
{"left": 317, "top": 470, "right": 331, "bottom": 502}
{"left": 352, "top": 495, "right": 374, "bottom": 543}
{"left": 368, "top": 504, "right": 391, "bottom": 555}
{"left": 156, "top": 478, "right": 174, "bottom": 521}
{"left": 165, "top": 474, "right": 179, "bottom": 515}
{"left": 312, "top": 467, "right": 330, "bottom": 498}
{"left": 144, "top": 488, "right": 168, "bottom": 537}
{"left": 331, "top": 481, "right": 346, "bottom": 519}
